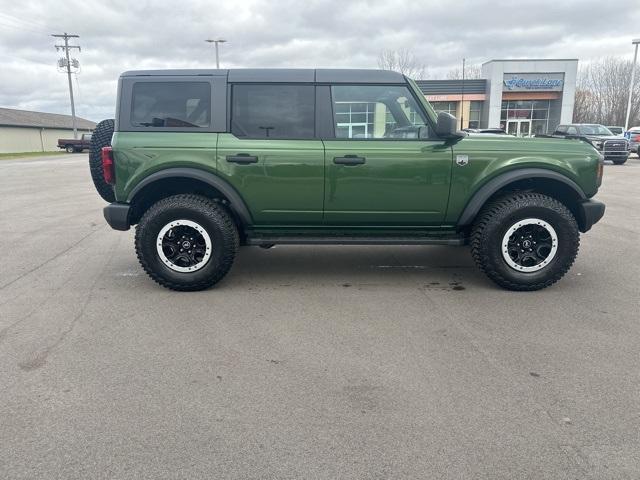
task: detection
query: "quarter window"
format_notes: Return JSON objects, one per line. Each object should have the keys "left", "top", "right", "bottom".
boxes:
{"left": 231, "top": 84, "right": 315, "bottom": 139}
{"left": 331, "top": 85, "right": 428, "bottom": 139}
{"left": 131, "top": 82, "right": 211, "bottom": 128}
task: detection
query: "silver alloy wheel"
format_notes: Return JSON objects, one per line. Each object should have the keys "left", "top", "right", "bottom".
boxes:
{"left": 156, "top": 219, "right": 212, "bottom": 273}
{"left": 501, "top": 218, "right": 558, "bottom": 273}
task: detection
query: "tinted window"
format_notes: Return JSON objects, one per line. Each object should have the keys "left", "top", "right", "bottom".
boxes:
{"left": 131, "top": 82, "right": 211, "bottom": 128}
{"left": 331, "top": 85, "right": 428, "bottom": 139}
{"left": 231, "top": 84, "right": 315, "bottom": 139}
{"left": 579, "top": 125, "right": 613, "bottom": 135}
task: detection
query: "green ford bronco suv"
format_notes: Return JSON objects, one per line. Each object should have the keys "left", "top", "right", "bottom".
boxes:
{"left": 90, "top": 68, "right": 605, "bottom": 291}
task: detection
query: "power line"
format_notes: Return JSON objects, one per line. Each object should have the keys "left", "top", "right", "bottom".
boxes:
{"left": 0, "top": 12, "right": 51, "bottom": 34}
{"left": 74, "top": 73, "right": 83, "bottom": 114}
{"left": 52, "top": 33, "right": 81, "bottom": 139}
{"left": 0, "top": 20, "right": 48, "bottom": 35}
{"left": 0, "top": 12, "right": 51, "bottom": 29}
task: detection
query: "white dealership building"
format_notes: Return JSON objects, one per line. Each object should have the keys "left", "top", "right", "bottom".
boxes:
{"left": 417, "top": 58, "right": 579, "bottom": 135}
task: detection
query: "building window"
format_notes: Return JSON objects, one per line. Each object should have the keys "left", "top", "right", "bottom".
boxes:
{"left": 334, "top": 102, "right": 375, "bottom": 138}
{"left": 430, "top": 101, "right": 457, "bottom": 117}
{"left": 468, "top": 101, "right": 482, "bottom": 129}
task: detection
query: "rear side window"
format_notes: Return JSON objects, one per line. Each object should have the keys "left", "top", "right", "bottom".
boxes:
{"left": 131, "top": 82, "right": 211, "bottom": 128}
{"left": 231, "top": 84, "right": 315, "bottom": 139}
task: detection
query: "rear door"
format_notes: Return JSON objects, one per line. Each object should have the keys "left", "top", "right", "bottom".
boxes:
{"left": 321, "top": 84, "right": 452, "bottom": 225}
{"left": 216, "top": 83, "right": 325, "bottom": 225}
{"left": 115, "top": 75, "right": 222, "bottom": 200}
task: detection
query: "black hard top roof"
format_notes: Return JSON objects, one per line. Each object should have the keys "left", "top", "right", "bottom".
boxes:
{"left": 120, "top": 68, "right": 407, "bottom": 84}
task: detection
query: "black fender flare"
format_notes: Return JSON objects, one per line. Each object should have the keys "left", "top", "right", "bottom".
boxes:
{"left": 456, "top": 168, "right": 586, "bottom": 227}
{"left": 127, "top": 167, "right": 253, "bottom": 225}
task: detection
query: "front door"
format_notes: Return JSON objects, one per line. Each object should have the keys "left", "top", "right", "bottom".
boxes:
{"left": 323, "top": 84, "right": 452, "bottom": 226}
{"left": 217, "top": 83, "right": 325, "bottom": 225}
{"left": 507, "top": 120, "right": 531, "bottom": 137}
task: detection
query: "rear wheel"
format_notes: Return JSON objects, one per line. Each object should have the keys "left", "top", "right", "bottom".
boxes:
{"left": 65, "top": 145, "right": 75, "bottom": 153}
{"left": 89, "top": 119, "right": 115, "bottom": 202}
{"left": 135, "top": 194, "right": 239, "bottom": 291}
{"left": 470, "top": 192, "right": 579, "bottom": 291}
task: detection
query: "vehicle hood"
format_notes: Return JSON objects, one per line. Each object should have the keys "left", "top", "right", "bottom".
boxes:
{"left": 582, "top": 135, "right": 626, "bottom": 142}
{"left": 461, "top": 133, "right": 598, "bottom": 155}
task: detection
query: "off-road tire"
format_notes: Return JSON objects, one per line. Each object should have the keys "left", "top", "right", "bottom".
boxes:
{"left": 89, "top": 119, "right": 115, "bottom": 202}
{"left": 135, "top": 194, "right": 239, "bottom": 291}
{"left": 470, "top": 192, "right": 579, "bottom": 291}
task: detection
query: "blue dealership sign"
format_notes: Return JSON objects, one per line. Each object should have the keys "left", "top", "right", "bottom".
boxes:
{"left": 503, "top": 73, "right": 564, "bottom": 92}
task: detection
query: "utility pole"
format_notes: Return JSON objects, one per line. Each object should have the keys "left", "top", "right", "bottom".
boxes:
{"left": 205, "top": 39, "right": 227, "bottom": 69}
{"left": 52, "top": 33, "right": 80, "bottom": 139}
{"left": 624, "top": 38, "right": 640, "bottom": 131}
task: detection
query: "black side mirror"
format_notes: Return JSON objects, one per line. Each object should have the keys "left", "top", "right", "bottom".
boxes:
{"left": 436, "top": 112, "right": 464, "bottom": 139}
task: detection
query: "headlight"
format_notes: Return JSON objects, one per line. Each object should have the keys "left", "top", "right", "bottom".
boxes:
{"left": 591, "top": 140, "right": 603, "bottom": 149}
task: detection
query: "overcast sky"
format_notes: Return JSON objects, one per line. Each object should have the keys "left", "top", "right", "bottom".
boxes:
{"left": 1, "top": 0, "right": 639, "bottom": 121}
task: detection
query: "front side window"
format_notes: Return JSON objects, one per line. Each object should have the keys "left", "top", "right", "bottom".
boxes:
{"left": 131, "top": 82, "right": 211, "bottom": 128}
{"left": 331, "top": 85, "right": 428, "bottom": 139}
{"left": 231, "top": 84, "right": 315, "bottom": 139}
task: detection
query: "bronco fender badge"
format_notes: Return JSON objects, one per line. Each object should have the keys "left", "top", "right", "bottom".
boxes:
{"left": 456, "top": 155, "right": 469, "bottom": 166}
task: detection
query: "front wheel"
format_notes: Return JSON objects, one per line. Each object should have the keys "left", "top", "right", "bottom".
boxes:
{"left": 470, "top": 192, "right": 579, "bottom": 291}
{"left": 135, "top": 194, "right": 239, "bottom": 291}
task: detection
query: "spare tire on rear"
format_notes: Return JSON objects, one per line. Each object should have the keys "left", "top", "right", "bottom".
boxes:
{"left": 89, "top": 119, "right": 115, "bottom": 202}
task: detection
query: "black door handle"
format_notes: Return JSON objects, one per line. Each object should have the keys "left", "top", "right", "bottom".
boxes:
{"left": 333, "top": 155, "right": 366, "bottom": 166}
{"left": 226, "top": 154, "right": 258, "bottom": 165}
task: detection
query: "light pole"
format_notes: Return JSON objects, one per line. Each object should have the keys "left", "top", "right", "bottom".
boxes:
{"left": 624, "top": 38, "right": 640, "bottom": 131}
{"left": 460, "top": 57, "right": 465, "bottom": 129}
{"left": 205, "top": 39, "right": 227, "bottom": 69}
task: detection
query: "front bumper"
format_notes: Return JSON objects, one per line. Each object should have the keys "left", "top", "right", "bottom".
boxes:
{"left": 603, "top": 152, "right": 629, "bottom": 161}
{"left": 576, "top": 199, "right": 605, "bottom": 233}
{"left": 104, "top": 203, "right": 131, "bottom": 231}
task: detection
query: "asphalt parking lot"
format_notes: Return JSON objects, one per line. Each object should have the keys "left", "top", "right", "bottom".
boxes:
{"left": 1, "top": 153, "right": 639, "bottom": 479}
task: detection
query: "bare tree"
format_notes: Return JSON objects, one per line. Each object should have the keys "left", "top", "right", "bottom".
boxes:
{"left": 572, "top": 89, "right": 597, "bottom": 124}
{"left": 446, "top": 64, "right": 482, "bottom": 80}
{"left": 377, "top": 49, "right": 427, "bottom": 79}
{"left": 573, "top": 57, "right": 640, "bottom": 127}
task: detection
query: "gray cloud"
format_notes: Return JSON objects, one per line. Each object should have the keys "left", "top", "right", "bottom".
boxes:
{"left": 0, "top": 0, "right": 639, "bottom": 121}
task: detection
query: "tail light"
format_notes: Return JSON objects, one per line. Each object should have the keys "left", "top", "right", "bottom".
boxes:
{"left": 101, "top": 146, "right": 115, "bottom": 185}
{"left": 597, "top": 160, "right": 604, "bottom": 187}
{"left": 633, "top": 134, "right": 640, "bottom": 142}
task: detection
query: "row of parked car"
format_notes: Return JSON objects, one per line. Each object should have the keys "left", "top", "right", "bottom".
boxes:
{"left": 464, "top": 124, "right": 639, "bottom": 165}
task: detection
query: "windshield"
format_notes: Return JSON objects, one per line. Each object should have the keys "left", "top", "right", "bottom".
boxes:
{"left": 579, "top": 125, "right": 613, "bottom": 136}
